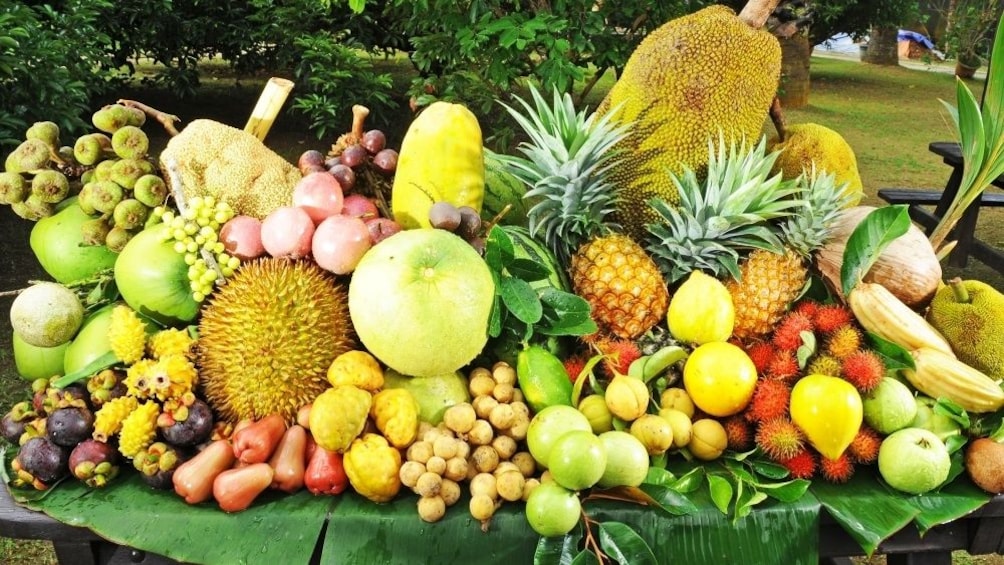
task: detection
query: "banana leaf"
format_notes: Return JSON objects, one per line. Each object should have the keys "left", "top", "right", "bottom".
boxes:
{"left": 907, "top": 477, "right": 990, "bottom": 534}
{"left": 812, "top": 472, "right": 920, "bottom": 555}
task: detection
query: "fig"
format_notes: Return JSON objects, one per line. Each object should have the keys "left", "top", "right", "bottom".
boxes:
{"left": 159, "top": 398, "right": 214, "bottom": 447}
{"left": 16, "top": 436, "right": 70, "bottom": 485}
{"left": 47, "top": 406, "right": 95, "bottom": 447}
{"left": 133, "top": 174, "right": 168, "bottom": 207}
{"left": 69, "top": 439, "right": 119, "bottom": 488}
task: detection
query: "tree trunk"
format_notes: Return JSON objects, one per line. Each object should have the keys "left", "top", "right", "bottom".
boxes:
{"left": 863, "top": 25, "right": 900, "bottom": 66}
{"left": 778, "top": 34, "right": 811, "bottom": 108}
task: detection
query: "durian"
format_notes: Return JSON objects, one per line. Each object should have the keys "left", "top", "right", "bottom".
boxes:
{"left": 198, "top": 258, "right": 356, "bottom": 423}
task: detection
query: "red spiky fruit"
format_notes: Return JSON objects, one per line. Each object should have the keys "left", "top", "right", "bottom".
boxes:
{"left": 812, "top": 304, "right": 854, "bottom": 334}
{"left": 841, "top": 350, "right": 886, "bottom": 393}
{"left": 792, "top": 300, "right": 821, "bottom": 320}
{"left": 819, "top": 453, "right": 855, "bottom": 483}
{"left": 563, "top": 355, "right": 589, "bottom": 383}
{"left": 745, "top": 341, "right": 775, "bottom": 375}
{"left": 597, "top": 337, "right": 642, "bottom": 377}
{"left": 745, "top": 379, "right": 791, "bottom": 423}
{"left": 847, "top": 425, "right": 882, "bottom": 464}
{"left": 825, "top": 326, "right": 863, "bottom": 360}
{"left": 780, "top": 448, "right": 816, "bottom": 480}
{"left": 771, "top": 313, "right": 814, "bottom": 351}
{"left": 755, "top": 417, "right": 805, "bottom": 461}
{"left": 723, "top": 415, "right": 754, "bottom": 451}
{"left": 766, "top": 350, "right": 800, "bottom": 382}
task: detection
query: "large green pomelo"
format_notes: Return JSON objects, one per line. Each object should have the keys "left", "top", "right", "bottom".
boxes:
{"left": 115, "top": 224, "right": 199, "bottom": 326}
{"left": 63, "top": 304, "right": 116, "bottom": 375}
{"left": 382, "top": 368, "right": 471, "bottom": 424}
{"left": 348, "top": 229, "right": 494, "bottom": 377}
{"left": 30, "top": 197, "right": 118, "bottom": 284}
{"left": 13, "top": 333, "right": 68, "bottom": 381}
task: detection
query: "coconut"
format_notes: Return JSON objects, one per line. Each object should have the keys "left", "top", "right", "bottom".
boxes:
{"left": 815, "top": 206, "right": 942, "bottom": 309}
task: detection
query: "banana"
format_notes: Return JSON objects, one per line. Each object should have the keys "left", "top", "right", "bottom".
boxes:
{"left": 847, "top": 282, "right": 954, "bottom": 356}
{"left": 903, "top": 348, "right": 1004, "bottom": 413}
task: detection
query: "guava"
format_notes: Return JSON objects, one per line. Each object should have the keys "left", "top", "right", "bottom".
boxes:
{"left": 63, "top": 304, "right": 116, "bottom": 375}
{"left": 382, "top": 368, "right": 470, "bottom": 424}
{"left": 348, "top": 229, "right": 494, "bottom": 377}
{"left": 10, "top": 282, "right": 84, "bottom": 347}
{"left": 911, "top": 396, "right": 962, "bottom": 441}
{"left": 597, "top": 431, "right": 650, "bottom": 488}
{"left": 30, "top": 197, "right": 117, "bottom": 284}
{"left": 12, "top": 333, "right": 68, "bottom": 381}
{"left": 878, "top": 427, "right": 951, "bottom": 494}
{"left": 524, "top": 482, "right": 581, "bottom": 537}
{"left": 114, "top": 224, "right": 199, "bottom": 326}
{"left": 862, "top": 377, "right": 917, "bottom": 435}
{"left": 526, "top": 405, "right": 592, "bottom": 469}
{"left": 547, "top": 430, "right": 607, "bottom": 491}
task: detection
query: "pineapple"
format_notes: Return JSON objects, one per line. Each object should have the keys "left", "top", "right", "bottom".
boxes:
{"left": 727, "top": 167, "right": 853, "bottom": 339}
{"left": 500, "top": 86, "right": 668, "bottom": 339}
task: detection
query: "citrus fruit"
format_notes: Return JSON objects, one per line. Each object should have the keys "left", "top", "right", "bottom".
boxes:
{"left": 382, "top": 369, "right": 470, "bottom": 425}
{"left": 526, "top": 405, "right": 592, "bottom": 469}
{"left": 667, "top": 271, "right": 734, "bottom": 344}
{"left": 682, "top": 342, "right": 757, "bottom": 417}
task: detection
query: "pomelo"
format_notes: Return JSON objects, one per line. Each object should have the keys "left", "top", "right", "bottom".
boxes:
{"left": 10, "top": 282, "right": 84, "bottom": 347}
{"left": 348, "top": 229, "right": 494, "bottom": 377}
{"left": 382, "top": 368, "right": 471, "bottom": 424}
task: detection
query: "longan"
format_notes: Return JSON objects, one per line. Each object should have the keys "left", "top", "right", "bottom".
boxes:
{"left": 467, "top": 419, "right": 494, "bottom": 446}
{"left": 505, "top": 415, "right": 529, "bottom": 441}
{"left": 472, "top": 395, "right": 499, "bottom": 420}
{"left": 511, "top": 451, "right": 536, "bottom": 478}
{"left": 422, "top": 427, "right": 444, "bottom": 445}
{"left": 399, "top": 460, "right": 426, "bottom": 489}
{"left": 472, "top": 445, "right": 500, "bottom": 473}
{"left": 492, "top": 362, "right": 516, "bottom": 385}
{"left": 511, "top": 388, "right": 525, "bottom": 404}
{"left": 469, "top": 370, "right": 496, "bottom": 397}
{"left": 522, "top": 478, "right": 541, "bottom": 501}
{"left": 454, "top": 440, "right": 471, "bottom": 460}
{"left": 491, "top": 435, "right": 517, "bottom": 460}
{"left": 470, "top": 472, "right": 498, "bottom": 500}
{"left": 407, "top": 441, "right": 433, "bottom": 464}
{"left": 433, "top": 436, "right": 459, "bottom": 459}
{"left": 469, "top": 494, "right": 496, "bottom": 521}
{"left": 493, "top": 461, "right": 520, "bottom": 478}
{"left": 418, "top": 495, "right": 446, "bottom": 522}
{"left": 496, "top": 470, "right": 526, "bottom": 502}
{"left": 415, "top": 472, "right": 442, "bottom": 497}
{"left": 489, "top": 403, "right": 516, "bottom": 430}
{"left": 510, "top": 401, "right": 529, "bottom": 418}
{"left": 440, "top": 479, "right": 461, "bottom": 506}
{"left": 426, "top": 455, "right": 447, "bottom": 476}
{"left": 492, "top": 383, "right": 514, "bottom": 403}
{"left": 443, "top": 403, "right": 476, "bottom": 434}
{"left": 444, "top": 457, "right": 469, "bottom": 482}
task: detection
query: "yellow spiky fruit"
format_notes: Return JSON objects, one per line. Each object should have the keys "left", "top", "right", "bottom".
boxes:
{"left": 147, "top": 328, "right": 194, "bottom": 360}
{"left": 118, "top": 401, "right": 160, "bottom": 458}
{"left": 93, "top": 395, "right": 138, "bottom": 442}
{"left": 198, "top": 258, "right": 356, "bottom": 423}
{"left": 107, "top": 304, "right": 148, "bottom": 365}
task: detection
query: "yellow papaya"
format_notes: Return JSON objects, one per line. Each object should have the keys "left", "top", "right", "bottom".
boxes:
{"left": 391, "top": 102, "right": 485, "bottom": 229}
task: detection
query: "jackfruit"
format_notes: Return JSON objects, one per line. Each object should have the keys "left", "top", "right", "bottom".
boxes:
{"left": 597, "top": 5, "right": 781, "bottom": 241}
{"left": 769, "top": 123, "right": 863, "bottom": 206}
{"left": 927, "top": 279, "right": 1004, "bottom": 380}
{"left": 159, "top": 119, "right": 301, "bottom": 219}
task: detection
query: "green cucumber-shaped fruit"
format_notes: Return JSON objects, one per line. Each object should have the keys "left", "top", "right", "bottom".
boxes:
{"left": 517, "top": 345, "right": 573, "bottom": 414}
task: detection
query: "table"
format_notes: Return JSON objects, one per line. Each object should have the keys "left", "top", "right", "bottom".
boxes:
{"left": 4, "top": 482, "right": 1004, "bottom": 565}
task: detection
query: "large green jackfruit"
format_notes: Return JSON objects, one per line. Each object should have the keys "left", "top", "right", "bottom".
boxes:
{"left": 927, "top": 279, "right": 1004, "bottom": 380}
{"left": 597, "top": 5, "right": 781, "bottom": 241}
{"left": 769, "top": 123, "right": 863, "bottom": 206}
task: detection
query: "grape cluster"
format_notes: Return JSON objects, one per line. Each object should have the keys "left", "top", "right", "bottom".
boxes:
{"left": 155, "top": 196, "right": 238, "bottom": 301}
{"left": 428, "top": 202, "right": 485, "bottom": 254}
{"left": 399, "top": 362, "right": 540, "bottom": 526}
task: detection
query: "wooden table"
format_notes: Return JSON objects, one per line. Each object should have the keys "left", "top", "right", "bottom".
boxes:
{"left": 4, "top": 483, "right": 1004, "bottom": 565}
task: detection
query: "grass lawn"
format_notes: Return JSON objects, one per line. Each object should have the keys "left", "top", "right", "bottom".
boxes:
{"left": 1, "top": 53, "right": 1003, "bottom": 564}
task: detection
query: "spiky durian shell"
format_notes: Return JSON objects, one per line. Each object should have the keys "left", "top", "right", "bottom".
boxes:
{"left": 198, "top": 258, "right": 355, "bottom": 423}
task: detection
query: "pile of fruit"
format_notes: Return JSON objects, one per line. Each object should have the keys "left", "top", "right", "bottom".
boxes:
{"left": 3, "top": 0, "right": 1004, "bottom": 558}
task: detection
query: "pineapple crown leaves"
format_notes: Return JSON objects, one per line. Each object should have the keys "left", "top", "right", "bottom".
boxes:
{"left": 644, "top": 135, "right": 805, "bottom": 283}
{"left": 496, "top": 84, "right": 632, "bottom": 264}
{"left": 779, "top": 164, "right": 855, "bottom": 257}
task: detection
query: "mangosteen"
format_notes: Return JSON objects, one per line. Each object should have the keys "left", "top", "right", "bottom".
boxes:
{"left": 69, "top": 439, "right": 119, "bottom": 488}
{"left": 1, "top": 401, "right": 37, "bottom": 444}
{"left": 17, "top": 436, "right": 70, "bottom": 484}
{"left": 133, "top": 442, "right": 186, "bottom": 490}
{"left": 47, "top": 406, "right": 95, "bottom": 447}
{"left": 159, "top": 399, "right": 214, "bottom": 447}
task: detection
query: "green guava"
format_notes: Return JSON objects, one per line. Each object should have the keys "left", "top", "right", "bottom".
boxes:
{"left": 597, "top": 431, "right": 650, "bottom": 488}
{"left": 347, "top": 229, "right": 494, "bottom": 377}
{"left": 526, "top": 405, "right": 592, "bottom": 469}
{"left": 547, "top": 430, "right": 607, "bottom": 491}
{"left": 524, "top": 482, "right": 581, "bottom": 537}
{"left": 878, "top": 427, "right": 951, "bottom": 494}
{"left": 382, "top": 368, "right": 471, "bottom": 424}
{"left": 10, "top": 281, "right": 84, "bottom": 347}
{"left": 862, "top": 376, "right": 917, "bottom": 435}
{"left": 30, "top": 197, "right": 118, "bottom": 284}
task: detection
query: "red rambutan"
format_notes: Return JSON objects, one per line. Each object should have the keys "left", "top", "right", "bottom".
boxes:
{"left": 841, "top": 350, "right": 886, "bottom": 393}
{"left": 791, "top": 300, "right": 821, "bottom": 320}
{"left": 847, "top": 425, "right": 882, "bottom": 464}
{"left": 563, "top": 355, "right": 589, "bottom": 383}
{"left": 825, "top": 326, "right": 863, "bottom": 360}
{"left": 819, "top": 453, "right": 855, "bottom": 483}
{"left": 746, "top": 379, "right": 791, "bottom": 423}
{"left": 594, "top": 337, "right": 642, "bottom": 378}
{"left": 766, "top": 350, "right": 801, "bottom": 382}
{"left": 813, "top": 304, "right": 855, "bottom": 334}
{"left": 771, "top": 313, "right": 814, "bottom": 351}
{"left": 746, "top": 341, "right": 776, "bottom": 375}
{"left": 755, "top": 417, "right": 804, "bottom": 461}
{"left": 723, "top": 415, "right": 754, "bottom": 451}
{"left": 780, "top": 448, "right": 817, "bottom": 480}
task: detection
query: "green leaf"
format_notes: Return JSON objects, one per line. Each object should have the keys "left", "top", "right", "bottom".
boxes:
{"left": 534, "top": 530, "right": 582, "bottom": 565}
{"left": 569, "top": 353, "right": 605, "bottom": 407}
{"left": 722, "top": 459, "right": 756, "bottom": 484}
{"left": 669, "top": 467, "right": 706, "bottom": 494}
{"left": 507, "top": 258, "right": 551, "bottom": 282}
{"left": 347, "top": 0, "right": 367, "bottom": 12}
{"left": 501, "top": 276, "right": 543, "bottom": 325}
{"left": 735, "top": 489, "right": 769, "bottom": 522}
{"left": 796, "top": 331, "right": 816, "bottom": 369}
{"left": 643, "top": 467, "right": 676, "bottom": 488}
{"left": 758, "top": 480, "right": 811, "bottom": 503}
{"left": 487, "top": 225, "right": 515, "bottom": 271}
{"left": 933, "top": 398, "right": 970, "bottom": 429}
{"left": 707, "top": 474, "right": 734, "bottom": 515}
{"left": 536, "top": 289, "right": 597, "bottom": 336}
{"left": 636, "top": 484, "right": 701, "bottom": 516}
{"left": 597, "top": 521, "right": 657, "bottom": 565}
{"left": 570, "top": 550, "right": 600, "bottom": 565}
{"left": 840, "top": 205, "right": 911, "bottom": 297}
{"left": 812, "top": 472, "right": 919, "bottom": 555}
{"left": 908, "top": 476, "right": 990, "bottom": 534}
{"left": 51, "top": 350, "right": 119, "bottom": 388}
{"left": 750, "top": 460, "right": 791, "bottom": 481}
{"left": 864, "top": 332, "right": 916, "bottom": 370}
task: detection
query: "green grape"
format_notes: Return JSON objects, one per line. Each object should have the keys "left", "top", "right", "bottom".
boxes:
{"left": 212, "top": 242, "right": 225, "bottom": 254}
{"left": 184, "top": 253, "right": 197, "bottom": 266}
{"left": 184, "top": 223, "right": 198, "bottom": 236}
{"left": 203, "top": 196, "right": 216, "bottom": 208}
{"left": 170, "top": 216, "right": 186, "bottom": 230}
{"left": 227, "top": 256, "right": 240, "bottom": 270}
{"left": 185, "top": 241, "right": 198, "bottom": 254}
{"left": 217, "top": 253, "right": 231, "bottom": 265}
{"left": 201, "top": 270, "right": 218, "bottom": 284}
{"left": 192, "top": 291, "right": 206, "bottom": 302}
{"left": 195, "top": 235, "right": 206, "bottom": 246}
{"left": 214, "top": 211, "right": 230, "bottom": 224}
{"left": 173, "top": 241, "right": 186, "bottom": 254}
{"left": 189, "top": 281, "right": 201, "bottom": 292}
{"left": 204, "top": 232, "right": 218, "bottom": 245}
{"left": 161, "top": 210, "right": 174, "bottom": 223}
{"left": 221, "top": 266, "right": 235, "bottom": 278}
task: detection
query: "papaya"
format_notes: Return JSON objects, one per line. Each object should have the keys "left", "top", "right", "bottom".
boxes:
{"left": 391, "top": 102, "right": 485, "bottom": 229}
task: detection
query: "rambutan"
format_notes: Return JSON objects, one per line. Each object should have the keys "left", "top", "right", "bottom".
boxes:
{"left": 746, "top": 379, "right": 791, "bottom": 423}
{"left": 825, "top": 326, "right": 863, "bottom": 360}
{"left": 842, "top": 350, "right": 886, "bottom": 393}
{"left": 847, "top": 426, "right": 882, "bottom": 464}
{"left": 819, "top": 453, "right": 855, "bottom": 483}
{"left": 755, "top": 417, "right": 804, "bottom": 461}
{"left": 766, "top": 350, "right": 801, "bottom": 382}
{"left": 806, "top": 354, "right": 842, "bottom": 378}
{"left": 812, "top": 304, "right": 855, "bottom": 334}
{"left": 723, "top": 415, "right": 754, "bottom": 451}
{"left": 745, "top": 341, "right": 775, "bottom": 375}
{"left": 791, "top": 300, "right": 821, "bottom": 320}
{"left": 563, "top": 354, "right": 589, "bottom": 383}
{"left": 594, "top": 337, "right": 642, "bottom": 378}
{"left": 780, "top": 448, "right": 816, "bottom": 480}
{"left": 771, "top": 313, "right": 814, "bottom": 351}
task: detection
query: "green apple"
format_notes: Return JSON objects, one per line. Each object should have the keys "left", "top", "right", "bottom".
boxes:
{"left": 862, "top": 377, "right": 917, "bottom": 434}
{"left": 526, "top": 405, "right": 592, "bottom": 469}
{"left": 382, "top": 368, "right": 470, "bottom": 425}
{"left": 911, "top": 396, "right": 962, "bottom": 441}
{"left": 525, "top": 482, "right": 581, "bottom": 537}
{"left": 878, "top": 427, "right": 951, "bottom": 494}
{"left": 348, "top": 229, "right": 494, "bottom": 377}
{"left": 597, "top": 431, "right": 650, "bottom": 488}
{"left": 548, "top": 430, "right": 607, "bottom": 491}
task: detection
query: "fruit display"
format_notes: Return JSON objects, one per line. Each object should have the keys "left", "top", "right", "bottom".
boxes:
{"left": 3, "top": 2, "right": 1004, "bottom": 564}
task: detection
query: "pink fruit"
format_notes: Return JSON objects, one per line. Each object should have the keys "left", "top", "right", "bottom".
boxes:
{"left": 261, "top": 206, "right": 315, "bottom": 259}
{"left": 341, "top": 194, "right": 378, "bottom": 221}
{"left": 365, "top": 218, "right": 402, "bottom": 245}
{"left": 220, "top": 216, "right": 265, "bottom": 261}
{"left": 293, "top": 172, "right": 344, "bottom": 224}
{"left": 312, "top": 215, "right": 372, "bottom": 275}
